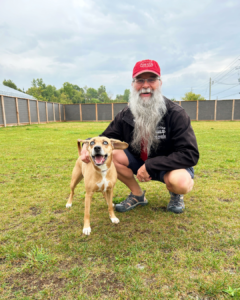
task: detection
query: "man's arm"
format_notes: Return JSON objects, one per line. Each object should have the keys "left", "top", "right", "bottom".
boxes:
{"left": 145, "top": 110, "right": 199, "bottom": 177}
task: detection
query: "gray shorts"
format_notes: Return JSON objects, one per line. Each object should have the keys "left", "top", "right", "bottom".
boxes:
{"left": 124, "top": 149, "right": 194, "bottom": 184}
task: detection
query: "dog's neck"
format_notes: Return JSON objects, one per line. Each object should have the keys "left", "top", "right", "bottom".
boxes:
{"left": 96, "top": 162, "right": 112, "bottom": 173}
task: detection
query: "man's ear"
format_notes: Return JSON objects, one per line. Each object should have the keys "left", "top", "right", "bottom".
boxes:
{"left": 77, "top": 139, "right": 90, "bottom": 156}
{"left": 110, "top": 139, "right": 128, "bottom": 150}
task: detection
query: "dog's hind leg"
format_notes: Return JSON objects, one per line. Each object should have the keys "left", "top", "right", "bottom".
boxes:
{"left": 66, "top": 163, "right": 83, "bottom": 208}
{"left": 103, "top": 190, "right": 120, "bottom": 224}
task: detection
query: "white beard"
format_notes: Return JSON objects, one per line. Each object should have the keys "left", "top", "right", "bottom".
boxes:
{"left": 129, "top": 86, "right": 167, "bottom": 155}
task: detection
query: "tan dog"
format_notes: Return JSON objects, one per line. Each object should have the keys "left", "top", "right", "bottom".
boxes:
{"left": 66, "top": 136, "right": 128, "bottom": 235}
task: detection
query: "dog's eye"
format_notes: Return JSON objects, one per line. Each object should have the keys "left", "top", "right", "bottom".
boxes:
{"left": 103, "top": 141, "right": 108, "bottom": 145}
{"left": 90, "top": 141, "right": 95, "bottom": 146}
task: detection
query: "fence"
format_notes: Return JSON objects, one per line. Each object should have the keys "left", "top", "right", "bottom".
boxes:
{"left": 0, "top": 95, "right": 240, "bottom": 127}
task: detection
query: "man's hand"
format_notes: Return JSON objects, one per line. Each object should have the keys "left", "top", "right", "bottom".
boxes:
{"left": 137, "top": 164, "right": 151, "bottom": 182}
{"left": 81, "top": 143, "right": 90, "bottom": 163}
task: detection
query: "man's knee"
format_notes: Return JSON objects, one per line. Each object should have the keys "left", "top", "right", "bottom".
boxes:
{"left": 164, "top": 169, "right": 194, "bottom": 194}
{"left": 113, "top": 150, "right": 129, "bottom": 168}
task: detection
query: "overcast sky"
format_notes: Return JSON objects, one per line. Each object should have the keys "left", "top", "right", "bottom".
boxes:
{"left": 1, "top": 0, "right": 240, "bottom": 100}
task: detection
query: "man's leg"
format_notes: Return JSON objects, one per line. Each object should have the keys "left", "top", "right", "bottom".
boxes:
{"left": 113, "top": 149, "right": 143, "bottom": 196}
{"left": 164, "top": 169, "right": 194, "bottom": 213}
{"left": 164, "top": 169, "right": 194, "bottom": 195}
{"left": 113, "top": 149, "right": 148, "bottom": 212}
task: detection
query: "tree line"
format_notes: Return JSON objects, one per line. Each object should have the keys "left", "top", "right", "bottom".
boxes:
{"left": 3, "top": 79, "right": 206, "bottom": 103}
{"left": 2, "top": 79, "right": 130, "bottom": 104}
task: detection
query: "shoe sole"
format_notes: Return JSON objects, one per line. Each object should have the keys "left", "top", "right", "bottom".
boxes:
{"left": 167, "top": 207, "right": 185, "bottom": 214}
{"left": 115, "top": 201, "right": 148, "bottom": 212}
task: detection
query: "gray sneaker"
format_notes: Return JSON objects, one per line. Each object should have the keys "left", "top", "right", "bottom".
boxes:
{"left": 167, "top": 192, "right": 185, "bottom": 214}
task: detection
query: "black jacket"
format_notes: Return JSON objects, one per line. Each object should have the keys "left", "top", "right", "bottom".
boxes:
{"left": 101, "top": 97, "right": 199, "bottom": 178}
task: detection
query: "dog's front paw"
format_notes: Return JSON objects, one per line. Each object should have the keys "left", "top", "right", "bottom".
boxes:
{"left": 66, "top": 203, "right": 72, "bottom": 208}
{"left": 111, "top": 217, "right": 120, "bottom": 224}
{"left": 83, "top": 227, "right": 91, "bottom": 235}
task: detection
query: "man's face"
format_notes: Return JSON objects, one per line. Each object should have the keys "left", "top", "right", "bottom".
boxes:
{"left": 132, "top": 72, "right": 162, "bottom": 99}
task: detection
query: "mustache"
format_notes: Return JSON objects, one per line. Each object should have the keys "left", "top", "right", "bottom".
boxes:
{"left": 139, "top": 88, "right": 153, "bottom": 94}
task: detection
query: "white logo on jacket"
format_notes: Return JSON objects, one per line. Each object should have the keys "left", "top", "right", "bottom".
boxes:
{"left": 155, "top": 126, "right": 166, "bottom": 139}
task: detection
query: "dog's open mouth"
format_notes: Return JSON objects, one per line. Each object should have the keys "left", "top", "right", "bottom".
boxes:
{"left": 92, "top": 154, "right": 108, "bottom": 166}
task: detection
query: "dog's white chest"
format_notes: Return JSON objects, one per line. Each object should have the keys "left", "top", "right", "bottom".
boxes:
{"left": 96, "top": 165, "right": 109, "bottom": 192}
{"left": 97, "top": 174, "right": 109, "bottom": 192}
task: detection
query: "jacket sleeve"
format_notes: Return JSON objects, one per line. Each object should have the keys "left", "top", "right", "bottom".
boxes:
{"left": 100, "top": 110, "right": 124, "bottom": 140}
{"left": 145, "top": 110, "right": 199, "bottom": 176}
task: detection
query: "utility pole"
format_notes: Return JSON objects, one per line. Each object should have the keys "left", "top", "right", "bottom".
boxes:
{"left": 209, "top": 77, "right": 211, "bottom": 100}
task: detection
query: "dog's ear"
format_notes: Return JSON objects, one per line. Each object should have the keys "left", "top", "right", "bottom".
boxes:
{"left": 77, "top": 139, "right": 90, "bottom": 156}
{"left": 110, "top": 139, "right": 128, "bottom": 150}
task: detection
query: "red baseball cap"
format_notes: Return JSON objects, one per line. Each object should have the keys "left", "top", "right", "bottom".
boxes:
{"left": 132, "top": 59, "right": 161, "bottom": 78}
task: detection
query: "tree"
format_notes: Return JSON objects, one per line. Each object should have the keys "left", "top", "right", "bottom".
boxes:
{"left": 59, "top": 92, "right": 71, "bottom": 104}
{"left": 27, "top": 79, "right": 46, "bottom": 101}
{"left": 123, "top": 89, "right": 130, "bottom": 102}
{"left": 72, "top": 90, "right": 85, "bottom": 103}
{"left": 3, "top": 79, "right": 22, "bottom": 92}
{"left": 86, "top": 88, "right": 98, "bottom": 102}
{"left": 182, "top": 91, "right": 205, "bottom": 101}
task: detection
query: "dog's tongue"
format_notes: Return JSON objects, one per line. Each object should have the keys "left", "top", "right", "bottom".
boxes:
{"left": 95, "top": 155, "right": 104, "bottom": 164}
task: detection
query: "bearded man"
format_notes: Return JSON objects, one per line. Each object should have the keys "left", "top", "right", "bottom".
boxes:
{"left": 81, "top": 59, "right": 199, "bottom": 214}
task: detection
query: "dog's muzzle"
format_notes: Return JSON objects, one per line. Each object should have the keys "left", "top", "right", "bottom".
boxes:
{"left": 92, "top": 146, "right": 108, "bottom": 166}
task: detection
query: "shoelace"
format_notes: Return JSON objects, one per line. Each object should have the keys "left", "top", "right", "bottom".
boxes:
{"left": 170, "top": 194, "right": 183, "bottom": 206}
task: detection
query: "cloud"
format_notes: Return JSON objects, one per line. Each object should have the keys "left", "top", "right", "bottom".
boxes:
{"left": 0, "top": 0, "right": 240, "bottom": 99}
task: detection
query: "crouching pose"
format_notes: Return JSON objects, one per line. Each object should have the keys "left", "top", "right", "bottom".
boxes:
{"left": 81, "top": 59, "right": 199, "bottom": 214}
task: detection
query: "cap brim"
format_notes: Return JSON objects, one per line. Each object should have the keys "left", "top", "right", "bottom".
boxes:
{"left": 133, "top": 70, "right": 160, "bottom": 78}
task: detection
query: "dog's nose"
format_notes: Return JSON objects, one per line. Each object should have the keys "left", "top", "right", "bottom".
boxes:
{"left": 94, "top": 146, "right": 101, "bottom": 152}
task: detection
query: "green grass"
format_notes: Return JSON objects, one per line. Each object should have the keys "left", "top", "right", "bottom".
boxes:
{"left": 0, "top": 121, "right": 239, "bottom": 299}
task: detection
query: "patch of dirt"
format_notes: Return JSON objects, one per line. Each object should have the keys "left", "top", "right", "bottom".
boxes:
{"left": 218, "top": 198, "right": 233, "bottom": 202}
{"left": 151, "top": 206, "right": 166, "bottom": 212}
{"left": 143, "top": 276, "right": 157, "bottom": 286}
{"left": 135, "top": 229, "right": 152, "bottom": 234}
{"left": 5, "top": 271, "right": 67, "bottom": 298}
{"left": 53, "top": 209, "right": 65, "bottom": 214}
{"left": 29, "top": 207, "right": 42, "bottom": 215}
{"left": 0, "top": 181, "right": 6, "bottom": 184}
{"left": 86, "top": 272, "right": 124, "bottom": 296}
{"left": 178, "top": 225, "right": 188, "bottom": 231}
{"left": 223, "top": 249, "right": 235, "bottom": 256}
{"left": 191, "top": 248, "right": 202, "bottom": 252}
{"left": 0, "top": 257, "right": 6, "bottom": 264}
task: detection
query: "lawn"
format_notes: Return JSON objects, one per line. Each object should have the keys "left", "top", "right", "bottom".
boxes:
{"left": 0, "top": 121, "right": 239, "bottom": 300}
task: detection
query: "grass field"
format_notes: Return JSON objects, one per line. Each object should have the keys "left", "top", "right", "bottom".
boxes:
{"left": 0, "top": 121, "right": 239, "bottom": 300}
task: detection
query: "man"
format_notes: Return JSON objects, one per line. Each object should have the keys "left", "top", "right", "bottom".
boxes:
{"left": 81, "top": 59, "right": 199, "bottom": 214}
